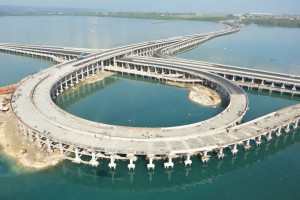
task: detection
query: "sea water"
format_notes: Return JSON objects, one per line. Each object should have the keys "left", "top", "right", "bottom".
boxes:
{"left": 0, "top": 16, "right": 299, "bottom": 200}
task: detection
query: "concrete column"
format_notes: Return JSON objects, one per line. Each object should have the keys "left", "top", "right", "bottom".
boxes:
{"left": 295, "top": 119, "right": 299, "bottom": 128}
{"left": 70, "top": 75, "right": 74, "bottom": 86}
{"left": 164, "top": 156, "right": 174, "bottom": 169}
{"left": 147, "top": 155, "right": 155, "bottom": 170}
{"left": 256, "top": 135, "right": 262, "bottom": 146}
{"left": 267, "top": 131, "right": 272, "bottom": 141}
{"left": 292, "top": 85, "right": 296, "bottom": 91}
{"left": 260, "top": 80, "right": 264, "bottom": 85}
{"left": 241, "top": 77, "right": 245, "bottom": 82}
{"left": 276, "top": 127, "right": 282, "bottom": 137}
{"left": 29, "top": 131, "right": 34, "bottom": 142}
{"left": 46, "top": 138, "right": 53, "bottom": 153}
{"left": 271, "top": 82, "right": 275, "bottom": 87}
{"left": 75, "top": 71, "right": 79, "bottom": 83}
{"left": 59, "top": 143, "right": 64, "bottom": 157}
{"left": 108, "top": 155, "right": 116, "bottom": 169}
{"left": 60, "top": 82, "right": 64, "bottom": 93}
{"left": 101, "top": 61, "right": 104, "bottom": 72}
{"left": 251, "top": 78, "right": 254, "bottom": 84}
{"left": 184, "top": 154, "right": 192, "bottom": 166}
{"left": 113, "top": 57, "right": 117, "bottom": 66}
{"left": 89, "top": 151, "right": 99, "bottom": 167}
{"left": 73, "top": 148, "right": 81, "bottom": 163}
{"left": 36, "top": 134, "right": 43, "bottom": 148}
{"left": 64, "top": 79, "right": 69, "bottom": 90}
{"left": 285, "top": 124, "right": 290, "bottom": 133}
{"left": 232, "top": 75, "right": 235, "bottom": 81}
{"left": 127, "top": 154, "right": 136, "bottom": 170}
{"left": 281, "top": 83, "right": 285, "bottom": 89}
{"left": 201, "top": 151, "right": 210, "bottom": 163}
{"left": 231, "top": 144, "right": 238, "bottom": 155}
{"left": 81, "top": 69, "right": 84, "bottom": 81}
{"left": 244, "top": 140, "right": 251, "bottom": 150}
{"left": 217, "top": 147, "right": 225, "bottom": 159}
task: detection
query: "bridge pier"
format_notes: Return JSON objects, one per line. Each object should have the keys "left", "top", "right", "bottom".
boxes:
{"left": 127, "top": 154, "right": 136, "bottom": 170}
{"left": 281, "top": 83, "right": 285, "bottom": 89}
{"left": 108, "top": 155, "right": 116, "bottom": 170}
{"left": 184, "top": 154, "right": 192, "bottom": 166}
{"left": 46, "top": 138, "right": 53, "bottom": 153}
{"left": 271, "top": 82, "right": 275, "bottom": 87}
{"left": 217, "top": 147, "right": 225, "bottom": 159}
{"left": 36, "top": 134, "right": 43, "bottom": 148}
{"left": 89, "top": 151, "right": 99, "bottom": 167}
{"left": 266, "top": 131, "right": 273, "bottom": 141}
{"left": 231, "top": 144, "right": 238, "bottom": 155}
{"left": 59, "top": 143, "right": 65, "bottom": 157}
{"left": 244, "top": 140, "right": 251, "bottom": 150}
{"left": 276, "top": 127, "right": 282, "bottom": 137}
{"left": 164, "top": 156, "right": 174, "bottom": 169}
{"left": 73, "top": 148, "right": 82, "bottom": 163}
{"left": 256, "top": 135, "right": 262, "bottom": 146}
{"left": 147, "top": 155, "right": 155, "bottom": 170}
{"left": 294, "top": 119, "right": 299, "bottom": 128}
{"left": 201, "top": 151, "right": 210, "bottom": 163}
{"left": 285, "top": 124, "right": 290, "bottom": 133}
{"left": 29, "top": 131, "right": 34, "bottom": 142}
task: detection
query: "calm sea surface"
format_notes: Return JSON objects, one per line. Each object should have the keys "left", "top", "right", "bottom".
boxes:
{"left": 0, "top": 16, "right": 299, "bottom": 200}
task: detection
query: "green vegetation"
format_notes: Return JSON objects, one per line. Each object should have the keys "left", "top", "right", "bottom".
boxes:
{"left": 242, "top": 18, "right": 300, "bottom": 28}
{"left": 92, "top": 12, "right": 236, "bottom": 22}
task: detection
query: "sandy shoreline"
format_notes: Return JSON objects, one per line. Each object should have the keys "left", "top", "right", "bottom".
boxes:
{"left": 166, "top": 81, "right": 221, "bottom": 106}
{"left": 0, "top": 94, "right": 62, "bottom": 170}
{"left": 0, "top": 72, "right": 115, "bottom": 170}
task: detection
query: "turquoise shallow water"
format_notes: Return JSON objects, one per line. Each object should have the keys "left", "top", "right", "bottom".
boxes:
{"left": 56, "top": 74, "right": 224, "bottom": 127}
{"left": 0, "top": 16, "right": 299, "bottom": 200}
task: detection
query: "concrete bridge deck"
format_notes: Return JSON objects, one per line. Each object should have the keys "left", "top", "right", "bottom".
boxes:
{"left": 1, "top": 20, "right": 299, "bottom": 169}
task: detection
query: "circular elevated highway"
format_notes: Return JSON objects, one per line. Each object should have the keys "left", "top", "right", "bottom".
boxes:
{"left": 9, "top": 21, "right": 299, "bottom": 170}
{"left": 11, "top": 46, "right": 249, "bottom": 170}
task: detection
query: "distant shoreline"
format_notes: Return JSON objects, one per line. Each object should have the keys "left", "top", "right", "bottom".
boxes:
{"left": 1, "top": 8, "right": 299, "bottom": 28}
